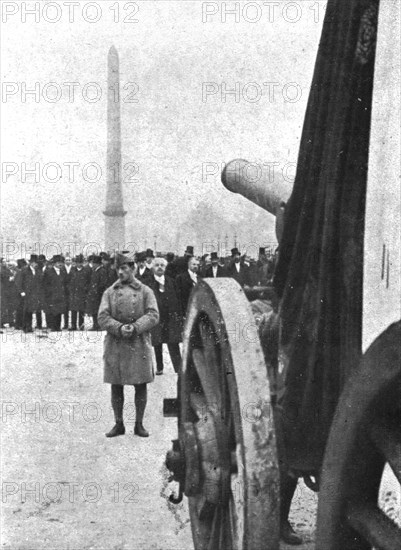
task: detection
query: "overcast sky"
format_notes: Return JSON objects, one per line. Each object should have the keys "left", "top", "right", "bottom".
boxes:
{"left": 1, "top": 0, "right": 324, "bottom": 255}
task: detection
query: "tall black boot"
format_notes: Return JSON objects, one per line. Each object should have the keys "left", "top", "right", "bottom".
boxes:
{"left": 106, "top": 385, "right": 125, "bottom": 437}
{"left": 134, "top": 384, "right": 149, "bottom": 437}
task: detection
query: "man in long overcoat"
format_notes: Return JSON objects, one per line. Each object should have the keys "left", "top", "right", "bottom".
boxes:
{"left": 85, "top": 255, "right": 107, "bottom": 330}
{"left": 68, "top": 254, "right": 91, "bottom": 330}
{"left": 175, "top": 256, "right": 200, "bottom": 317}
{"left": 14, "top": 259, "right": 27, "bottom": 329}
{"left": 63, "top": 256, "right": 73, "bottom": 329}
{"left": 43, "top": 255, "right": 67, "bottom": 331}
{"left": 135, "top": 251, "right": 151, "bottom": 283}
{"left": 18, "top": 254, "right": 43, "bottom": 332}
{"left": 100, "top": 252, "right": 118, "bottom": 288}
{"left": 98, "top": 252, "right": 159, "bottom": 438}
{"left": 203, "top": 252, "right": 226, "bottom": 278}
{"left": 227, "top": 248, "right": 250, "bottom": 287}
{"left": 145, "top": 257, "right": 183, "bottom": 374}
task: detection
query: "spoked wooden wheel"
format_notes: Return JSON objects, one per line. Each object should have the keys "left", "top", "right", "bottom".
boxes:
{"left": 316, "top": 321, "right": 401, "bottom": 550}
{"left": 180, "top": 279, "right": 279, "bottom": 550}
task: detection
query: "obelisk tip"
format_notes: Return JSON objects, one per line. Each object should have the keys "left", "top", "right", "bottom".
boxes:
{"left": 109, "top": 45, "right": 118, "bottom": 58}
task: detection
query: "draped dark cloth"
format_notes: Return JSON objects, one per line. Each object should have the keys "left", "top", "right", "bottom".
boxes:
{"left": 273, "top": 0, "right": 379, "bottom": 473}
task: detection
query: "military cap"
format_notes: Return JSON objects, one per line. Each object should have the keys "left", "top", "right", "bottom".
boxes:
{"left": 115, "top": 251, "right": 136, "bottom": 268}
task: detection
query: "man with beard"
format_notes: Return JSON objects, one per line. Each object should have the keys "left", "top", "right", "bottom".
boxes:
{"left": 203, "top": 252, "right": 226, "bottom": 278}
{"left": 175, "top": 256, "right": 200, "bottom": 318}
{"left": 145, "top": 257, "right": 182, "bottom": 375}
{"left": 227, "top": 247, "right": 249, "bottom": 287}
{"left": 98, "top": 252, "right": 159, "bottom": 438}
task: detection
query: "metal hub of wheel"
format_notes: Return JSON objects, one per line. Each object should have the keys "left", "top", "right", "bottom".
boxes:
{"left": 166, "top": 278, "right": 279, "bottom": 550}
{"left": 316, "top": 321, "right": 401, "bottom": 550}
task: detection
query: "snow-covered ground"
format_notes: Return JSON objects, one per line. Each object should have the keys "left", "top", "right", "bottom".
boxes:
{"left": 1, "top": 327, "right": 399, "bottom": 549}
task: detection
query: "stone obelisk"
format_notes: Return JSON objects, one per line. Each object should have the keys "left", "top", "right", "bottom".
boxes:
{"left": 104, "top": 45, "right": 126, "bottom": 251}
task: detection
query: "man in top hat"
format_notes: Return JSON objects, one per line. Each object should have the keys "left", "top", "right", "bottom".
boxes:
{"left": 145, "top": 249, "right": 154, "bottom": 270}
{"left": 35, "top": 254, "right": 48, "bottom": 328}
{"left": 69, "top": 254, "right": 91, "bottom": 330}
{"left": 43, "top": 255, "right": 68, "bottom": 331}
{"left": 16, "top": 254, "right": 43, "bottom": 333}
{"left": 164, "top": 252, "right": 177, "bottom": 279}
{"left": 98, "top": 251, "right": 159, "bottom": 438}
{"left": 175, "top": 255, "right": 200, "bottom": 317}
{"left": 172, "top": 245, "right": 195, "bottom": 276}
{"left": 14, "top": 259, "right": 27, "bottom": 329}
{"left": 63, "top": 255, "right": 73, "bottom": 329}
{"left": 85, "top": 255, "right": 107, "bottom": 331}
{"left": 227, "top": 248, "right": 250, "bottom": 287}
{"left": 145, "top": 257, "right": 183, "bottom": 375}
{"left": 136, "top": 251, "right": 151, "bottom": 283}
{"left": 203, "top": 252, "right": 226, "bottom": 278}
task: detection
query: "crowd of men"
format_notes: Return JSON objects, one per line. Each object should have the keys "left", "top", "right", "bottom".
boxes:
{"left": 0, "top": 246, "right": 276, "bottom": 370}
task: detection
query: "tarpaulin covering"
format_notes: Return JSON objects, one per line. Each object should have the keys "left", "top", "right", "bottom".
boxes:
{"left": 274, "top": 0, "right": 379, "bottom": 473}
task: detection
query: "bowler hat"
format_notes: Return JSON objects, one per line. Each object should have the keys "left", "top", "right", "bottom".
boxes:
{"left": 29, "top": 254, "right": 38, "bottom": 263}
{"left": 231, "top": 247, "right": 240, "bottom": 256}
{"left": 38, "top": 254, "right": 46, "bottom": 262}
{"left": 210, "top": 252, "right": 218, "bottom": 260}
{"left": 17, "top": 259, "right": 27, "bottom": 269}
{"left": 75, "top": 254, "right": 84, "bottom": 263}
{"left": 145, "top": 248, "right": 154, "bottom": 258}
{"left": 166, "top": 252, "right": 175, "bottom": 262}
{"left": 92, "top": 255, "right": 102, "bottom": 264}
{"left": 185, "top": 246, "right": 194, "bottom": 255}
{"left": 52, "top": 254, "right": 64, "bottom": 263}
{"left": 100, "top": 252, "right": 110, "bottom": 261}
{"left": 259, "top": 247, "right": 266, "bottom": 255}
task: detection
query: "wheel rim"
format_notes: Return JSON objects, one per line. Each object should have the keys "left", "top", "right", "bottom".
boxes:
{"left": 180, "top": 279, "right": 279, "bottom": 550}
{"left": 316, "top": 321, "right": 401, "bottom": 550}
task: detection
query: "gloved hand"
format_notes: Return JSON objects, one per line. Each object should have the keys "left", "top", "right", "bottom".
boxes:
{"left": 121, "top": 324, "right": 135, "bottom": 338}
{"left": 21, "top": 292, "right": 26, "bottom": 297}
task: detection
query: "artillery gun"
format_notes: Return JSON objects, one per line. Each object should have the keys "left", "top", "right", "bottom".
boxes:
{"left": 165, "top": 1, "right": 400, "bottom": 548}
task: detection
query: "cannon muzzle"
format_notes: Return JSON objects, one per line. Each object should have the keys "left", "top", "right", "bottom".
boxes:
{"left": 221, "top": 159, "right": 293, "bottom": 242}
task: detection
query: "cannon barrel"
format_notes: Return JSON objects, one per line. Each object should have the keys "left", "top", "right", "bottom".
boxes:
{"left": 221, "top": 159, "right": 293, "bottom": 241}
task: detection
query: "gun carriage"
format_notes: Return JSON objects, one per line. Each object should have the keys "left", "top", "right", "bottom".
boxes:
{"left": 165, "top": 1, "right": 400, "bottom": 548}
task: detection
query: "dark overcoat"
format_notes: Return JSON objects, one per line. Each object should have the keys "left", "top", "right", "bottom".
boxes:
{"left": 105, "top": 266, "right": 118, "bottom": 288}
{"left": 98, "top": 278, "right": 159, "bottom": 385}
{"left": 145, "top": 275, "right": 183, "bottom": 345}
{"left": 43, "top": 267, "right": 67, "bottom": 315}
{"left": 175, "top": 271, "right": 198, "bottom": 316}
{"left": 85, "top": 266, "right": 107, "bottom": 315}
{"left": 136, "top": 266, "right": 151, "bottom": 283}
{"left": 227, "top": 262, "right": 250, "bottom": 287}
{"left": 203, "top": 265, "right": 226, "bottom": 278}
{"left": 69, "top": 266, "right": 91, "bottom": 311}
{"left": 19, "top": 266, "right": 43, "bottom": 312}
